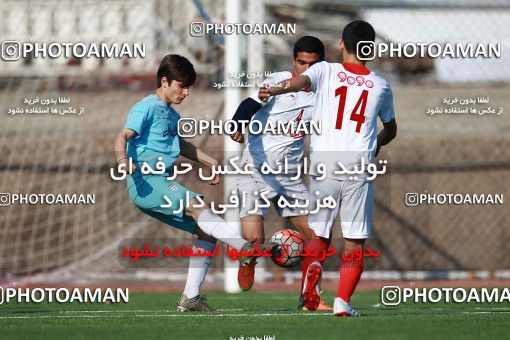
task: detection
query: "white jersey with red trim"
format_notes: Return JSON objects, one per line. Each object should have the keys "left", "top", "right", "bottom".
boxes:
{"left": 241, "top": 71, "right": 315, "bottom": 171}
{"left": 302, "top": 61, "right": 395, "bottom": 180}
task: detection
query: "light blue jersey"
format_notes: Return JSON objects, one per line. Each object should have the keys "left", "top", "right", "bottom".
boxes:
{"left": 124, "top": 94, "right": 181, "bottom": 171}
{"left": 123, "top": 93, "right": 200, "bottom": 233}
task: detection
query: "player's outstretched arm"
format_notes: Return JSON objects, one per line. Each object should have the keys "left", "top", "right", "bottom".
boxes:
{"left": 375, "top": 119, "right": 397, "bottom": 157}
{"left": 258, "top": 75, "right": 311, "bottom": 102}
{"left": 179, "top": 139, "right": 220, "bottom": 185}
{"left": 113, "top": 128, "right": 137, "bottom": 172}
{"left": 230, "top": 97, "right": 262, "bottom": 143}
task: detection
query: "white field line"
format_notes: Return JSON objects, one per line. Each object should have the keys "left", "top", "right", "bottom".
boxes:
{"left": 0, "top": 313, "right": 331, "bottom": 319}
{"left": 1, "top": 308, "right": 510, "bottom": 320}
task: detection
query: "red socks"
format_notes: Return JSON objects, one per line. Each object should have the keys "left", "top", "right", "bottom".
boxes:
{"left": 337, "top": 250, "right": 364, "bottom": 303}
{"left": 301, "top": 237, "right": 327, "bottom": 287}
{"left": 300, "top": 239, "right": 365, "bottom": 303}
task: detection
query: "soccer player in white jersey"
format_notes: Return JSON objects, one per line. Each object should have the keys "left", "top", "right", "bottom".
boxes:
{"left": 258, "top": 21, "right": 398, "bottom": 316}
{"left": 230, "top": 37, "right": 332, "bottom": 311}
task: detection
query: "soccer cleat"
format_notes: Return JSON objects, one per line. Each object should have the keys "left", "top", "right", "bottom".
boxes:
{"left": 238, "top": 240, "right": 280, "bottom": 266}
{"left": 238, "top": 259, "right": 257, "bottom": 291}
{"left": 177, "top": 294, "right": 215, "bottom": 312}
{"left": 238, "top": 241, "right": 257, "bottom": 266}
{"left": 333, "top": 297, "right": 360, "bottom": 317}
{"left": 260, "top": 241, "right": 280, "bottom": 257}
{"left": 300, "top": 299, "right": 333, "bottom": 311}
{"left": 299, "top": 296, "right": 333, "bottom": 311}
{"left": 301, "top": 261, "right": 322, "bottom": 311}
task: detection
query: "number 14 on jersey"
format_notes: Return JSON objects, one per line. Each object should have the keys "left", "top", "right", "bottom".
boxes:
{"left": 335, "top": 86, "right": 368, "bottom": 133}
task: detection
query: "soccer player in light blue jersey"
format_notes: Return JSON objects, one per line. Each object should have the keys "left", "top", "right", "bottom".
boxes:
{"left": 114, "top": 54, "right": 266, "bottom": 312}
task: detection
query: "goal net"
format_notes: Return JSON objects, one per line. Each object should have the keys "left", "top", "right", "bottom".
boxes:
{"left": 0, "top": 0, "right": 228, "bottom": 285}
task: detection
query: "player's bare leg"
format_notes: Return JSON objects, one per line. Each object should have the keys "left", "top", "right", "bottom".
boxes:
{"left": 334, "top": 238, "right": 365, "bottom": 317}
{"left": 240, "top": 215, "right": 265, "bottom": 243}
{"left": 179, "top": 228, "right": 216, "bottom": 312}
{"left": 185, "top": 199, "right": 249, "bottom": 251}
{"left": 237, "top": 215, "right": 264, "bottom": 291}
{"left": 185, "top": 198, "right": 262, "bottom": 265}
{"left": 288, "top": 215, "right": 332, "bottom": 311}
{"left": 287, "top": 215, "right": 316, "bottom": 240}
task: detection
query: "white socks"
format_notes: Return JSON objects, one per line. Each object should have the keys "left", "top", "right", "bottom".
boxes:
{"left": 183, "top": 211, "right": 249, "bottom": 298}
{"left": 183, "top": 240, "right": 215, "bottom": 299}
{"left": 196, "top": 210, "right": 247, "bottom": 250}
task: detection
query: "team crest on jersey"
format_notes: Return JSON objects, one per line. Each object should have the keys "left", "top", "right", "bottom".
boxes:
{"left": 163, "top": 127, "right": 178, "bottom": 137}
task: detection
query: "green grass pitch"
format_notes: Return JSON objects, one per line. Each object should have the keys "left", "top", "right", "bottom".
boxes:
{"left": 1, "top": 290, "right": 508, "bottom": 339}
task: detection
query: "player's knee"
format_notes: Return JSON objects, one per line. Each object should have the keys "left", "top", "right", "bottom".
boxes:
{"left": 243, "top": 234, "right": 262, "bottom": 243}
{"left": 288, "top": 217, "right": 317, "bottom": 240}
{"left": 240, "top": 215, "right": 264, "bottom": 242}
{"left": 186, "top": 199, "right": 209, "bottom": 221}
{"left": 294, "top": 226, "right": 317, "bottom": 241}
{"left": 342, "top": 238, "right": 365, "bottom": 255}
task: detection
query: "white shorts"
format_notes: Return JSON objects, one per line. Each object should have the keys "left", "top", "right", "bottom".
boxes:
{"left": 308, "top": 176, "right": 373, "bottom": 239}
{"left": 236, "top": 170, "right": 309, "bottom": 219}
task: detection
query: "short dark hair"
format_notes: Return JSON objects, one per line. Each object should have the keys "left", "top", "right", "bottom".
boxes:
{"left": 293, "top": 36, "right": 325, "bottom": 61}
{"left": 156, "top": 54, "right": 196, "bottom": 87}
{"left": 342, "top": 20, "right": 375, "bottom": 56}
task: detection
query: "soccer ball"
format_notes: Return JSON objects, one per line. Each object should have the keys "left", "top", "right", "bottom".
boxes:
{"left": 269, "top": 229, "right": 304, "bottom": 268}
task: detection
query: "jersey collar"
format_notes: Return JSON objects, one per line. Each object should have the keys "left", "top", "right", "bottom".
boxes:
{"left": 342, "top": 62, "right": 371, "bottom": 75}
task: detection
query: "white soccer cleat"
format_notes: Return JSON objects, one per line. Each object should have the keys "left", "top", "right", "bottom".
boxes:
{"left": 177, "top": 294, "right": 215, "bottom": 312}
{"left": 333, "top": 297, "right": 360, "bottom": 317}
